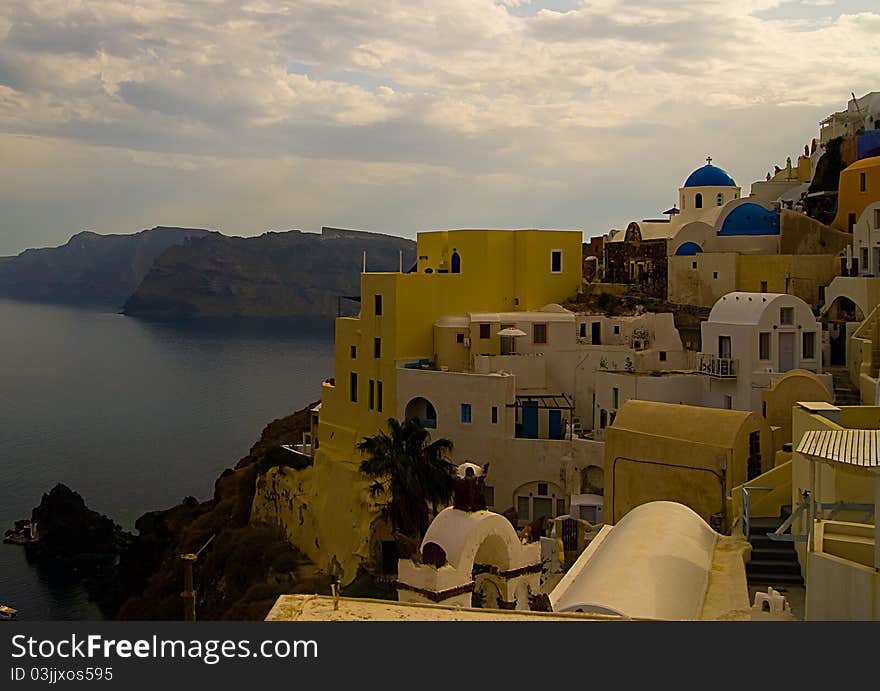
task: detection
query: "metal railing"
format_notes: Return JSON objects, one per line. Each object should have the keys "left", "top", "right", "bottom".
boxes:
{"left": 741, "top": 486, "right": 773, "bottom": 539}
{"left": 698, "top": 353, "right": 738, "bottom": 378}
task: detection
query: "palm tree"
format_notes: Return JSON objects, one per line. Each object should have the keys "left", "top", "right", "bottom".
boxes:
{"left": 357, "top": 417, "right": 454, "bottom": 539}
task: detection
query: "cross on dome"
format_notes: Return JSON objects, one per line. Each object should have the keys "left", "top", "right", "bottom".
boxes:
{"left": 706, "top": 155, "right": 712, "bottom": 165}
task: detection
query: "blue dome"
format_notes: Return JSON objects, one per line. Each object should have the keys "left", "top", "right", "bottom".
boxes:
{"left": 683, "top": 164, "right": 736, "bottom": 188}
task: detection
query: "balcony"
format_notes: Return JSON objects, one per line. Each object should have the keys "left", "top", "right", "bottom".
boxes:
{"left": 698, "top": 353, "right": 738, "bottom": 378}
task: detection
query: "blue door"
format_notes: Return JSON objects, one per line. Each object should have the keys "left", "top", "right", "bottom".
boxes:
{"left": 451, "top": 251, "right": 461, "bottom": 273}
{"left": 522, "top": 402, "right": 538, "bottom": 439}
{"left": 548, "top": 409, "right": 563, "bottom": 440}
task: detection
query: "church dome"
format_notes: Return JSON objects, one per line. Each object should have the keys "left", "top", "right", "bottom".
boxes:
{"left": 683, "top": 164, "right": 736, "bottom": 188}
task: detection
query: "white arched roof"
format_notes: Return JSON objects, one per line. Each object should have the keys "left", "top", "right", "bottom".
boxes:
{"left": 549, "top": 501, "right": 718, "bottom": 620}
{"left": 421, "top": 507, "right": 530, "bottom": 573}
{"left": 708, "top": 292, "right": 788, "bottom": 325}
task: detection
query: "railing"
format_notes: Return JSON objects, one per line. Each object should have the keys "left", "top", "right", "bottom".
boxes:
{"left": 698, "top": 353, "right": 738, "bottom": 378}
{"left": 741, "top": 486, "right": 773, "bottom": 539}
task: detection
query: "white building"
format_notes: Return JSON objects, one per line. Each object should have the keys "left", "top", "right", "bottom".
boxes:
{"left": 698, "top": 292, "right": 829, "bottom": 411}
{"left": 394, "top": 305, "right": 686, "bottom": 524}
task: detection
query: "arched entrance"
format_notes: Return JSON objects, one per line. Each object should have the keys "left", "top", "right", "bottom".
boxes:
{"left": 405, "top": 396, "right": 437, "bottom": 428}
{"left": 824, "top": 296, "right": 865, "bottom": 365}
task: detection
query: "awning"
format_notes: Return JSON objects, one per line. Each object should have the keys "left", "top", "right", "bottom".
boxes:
{"left": 796, "top": 429, "right": 880, "bottom": 469}
{"left": 508, "top": 394, "right": 574, "bottom": 410}
{"left": 498, "top": 327, "right": 528, "bottom": 337}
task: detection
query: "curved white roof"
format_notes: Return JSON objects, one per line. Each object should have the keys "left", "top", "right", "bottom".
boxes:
{"left": 421, "top": 507, "right": 536, "bottom": 574}
{"left": 549, "top": 501, "right": 717, "bottom": 620}
{"left": 708, "top": 292, "right": 787, "bottom": 324}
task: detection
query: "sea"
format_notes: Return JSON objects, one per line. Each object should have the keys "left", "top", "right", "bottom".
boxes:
{"left": 0, "top": 299, "right": 334, "bottom": 620}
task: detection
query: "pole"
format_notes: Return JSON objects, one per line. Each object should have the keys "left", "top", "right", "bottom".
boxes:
{"left": 363, "top": 250, "right": 367, "bottom": 273}
{"left": 399, "top": 250, "right": 403, "bottom": 273}
{"left": 180, "top": 553, "right": 197, "bottom": 622}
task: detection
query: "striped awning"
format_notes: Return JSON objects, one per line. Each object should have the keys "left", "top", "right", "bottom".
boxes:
{"left": 796, "top": 430, "right": 880, "bottom": 468}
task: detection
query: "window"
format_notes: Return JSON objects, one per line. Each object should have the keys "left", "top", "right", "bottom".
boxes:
{"left": 612, "top": 387, "right": 619, "bottom": 409}
{"left": 349, "top": 372, "right": 358, "bottom": 403}
{"left": 613, "top": 325, "right": 620, "bottom": 335}
{"left": 551, "top": 250, "right": 563, "bottom": 273}
{"left": 692, "top": 261, "right": 698, "bottom": 269}
{"left": 377, "top": 380, "right": 383, "bottom": 412}
{"left": 862, "top": 247, "right": 869, "bottom": 270}
{"left": 579, "top": 323, "right": 587, "bottom": 338}
{"left": 659, "top": 351, "right": 667, "bottom": 362}
{"left": 780, "top": 307, "right": 794, "bottom": 325}
{"left": 517, "top": 496, "right": 530, "bottom": 521}
{"left": 803, "top": 332, "right": 816, "bottom": 359}
{"left": 718, "top": 335, "right": 731, "bottom": 359}
{"left": 695, "top": 193, "right": 703, "bottom": 209}
{"left": 456, "top": 332, "right": 465, "bottom": 344}
{"left": 875, "top": 209, "right": 880, "bottom": 228}
{"left": 760, "top": 281, "right": 768, "bottom": 293}
{"left": 556, "top": 498, "right": 565, "bottom": 516}
{"left": 759, "top": 332, "right": 771, "bottom": 360}
{"left": 716, "top": 193, "right": 724, "bottom": 206}
{"left": 373, "top": 337, "right": 381, "bottom": 359}
{"left": 479, "top": 323, "right": 491, "bottom": 339}
{"left": 713, "top": 271, "right": 718, "bottom": 279}
{"left": 461, "top": 403, "right": 472, "bottom": 423}
{"left": 483, "top": 485, "right": 495, "bottom": 507}
{"left": 350, "top": 345, "right": 357, "bottom": 359}
{"left": 533, "top": 323, "right": 548, "bottom": 344}
{"left": 491, "top": 406, "right": 498, "bottom": 424}
{"left": 374, "top": 294, "right": 382, "bottom": 316}
{"left": 369, "top": 380, "right": 375, "bottom": 410}
{"left": 860, "top": 172, "right": 867, "bottom": 192}
{"left": 600, "top": 409, "right": 607, "bottom": 428}
{"left": 537, "top": 482, "right": 549, "bottom": 496}
{"left": 849, "top": 213, "right": 856, "bottom": 232}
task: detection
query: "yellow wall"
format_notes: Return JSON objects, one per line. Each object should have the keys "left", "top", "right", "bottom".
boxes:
{"left": 761, "top": 371, "right": 833, "bottom": 445}
{"left": 604, "top": 408, "right": 773, "bottom": 528}
{"left": 832, "top": 157, "right": 880, "bottom": 232}
{"left": 736, "top": 254, "right": 840, "bottom": 308}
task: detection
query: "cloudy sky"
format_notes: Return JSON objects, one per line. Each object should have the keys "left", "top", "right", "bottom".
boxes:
{"left": 0, "top": 0, "right": 877, "bottom": 255}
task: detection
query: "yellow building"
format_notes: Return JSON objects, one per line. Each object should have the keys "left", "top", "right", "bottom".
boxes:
{"left": 252, "top": 229, "right": 584, "bottom": 582}
{"left": 603, "top": 400, "right": 774, "bottom": 528}
{"left": 736, "top": 402, "right": 880, "bottom": 620}
{"left": 832, "top": 157, "right": 880, "bottom": 232}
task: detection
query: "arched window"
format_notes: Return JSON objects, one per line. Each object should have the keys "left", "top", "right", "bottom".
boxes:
{"left": 716, "top": 193, "right": 724, "bottom": 206}
{"left": 405, "top": 397, "right": 437, "bottom": 428}
{"left": 451, "top": 251, "right": 461, "bottom": 273}
{"left": 695, "top": 193, "right": 703, "bottom": 209}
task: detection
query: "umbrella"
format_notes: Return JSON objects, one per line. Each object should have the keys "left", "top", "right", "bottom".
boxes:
{"left": 497, "top": 327, "right": 528, "bottom": 337}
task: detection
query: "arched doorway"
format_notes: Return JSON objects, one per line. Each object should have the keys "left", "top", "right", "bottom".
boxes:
{"left": 824, "top": 296, "right": 865, "bottom": 366}
{"left": 405, "top": 397, "right": 437, "bottom": 428}
{"left": 451, "top": 251, "right": 461, "bottom": 273}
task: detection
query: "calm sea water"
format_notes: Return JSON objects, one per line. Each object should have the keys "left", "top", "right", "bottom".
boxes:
{"left": 0, "top": 299, "right": 334, "bottom": 620}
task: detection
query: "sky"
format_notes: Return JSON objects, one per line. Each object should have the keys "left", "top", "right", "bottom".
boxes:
{"left": 0, "top": 0, "right": 878, "bottom": 255}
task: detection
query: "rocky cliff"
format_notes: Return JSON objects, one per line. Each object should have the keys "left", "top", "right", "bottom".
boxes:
{"left": 123, "top": 227, "right": 416, "bottom": 320}
{"left": 111, "top": 402, "right": 333, "bottom": 620}
{"left": 0, "top": 226, "right": 213, "bottom": 306}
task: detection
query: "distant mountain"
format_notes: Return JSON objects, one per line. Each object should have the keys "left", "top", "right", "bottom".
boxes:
{"left": 122, "top": 227, "right": 416, "bottom": 320}
{"left": 0, "top": 226, "right": 214, "bottom": 307}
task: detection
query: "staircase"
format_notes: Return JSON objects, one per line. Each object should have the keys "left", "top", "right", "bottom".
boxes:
{"left": 827, "top": 366, "right": 861, "bottom": 405}
{"left": 745, "top": 508, "right": 804, "bottom": 586}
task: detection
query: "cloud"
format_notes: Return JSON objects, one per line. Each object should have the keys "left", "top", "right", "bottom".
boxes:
{"left": 0, "top": 0, "right": 877, "bottom": 253}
